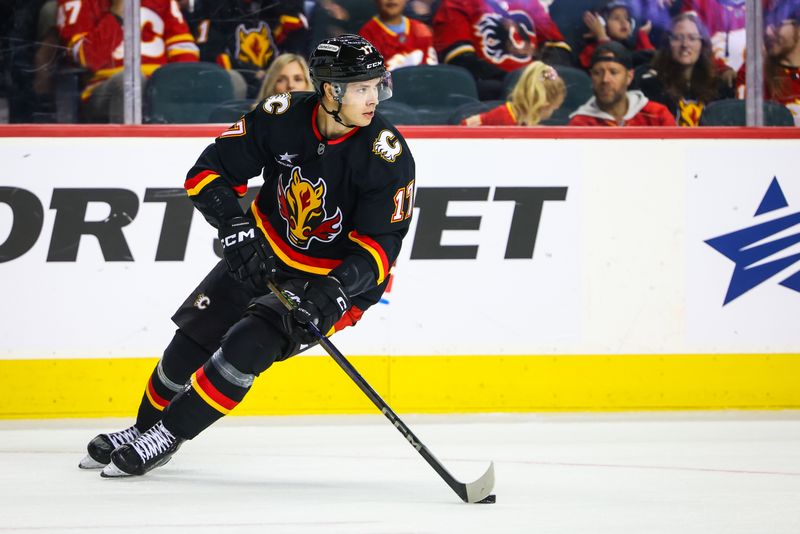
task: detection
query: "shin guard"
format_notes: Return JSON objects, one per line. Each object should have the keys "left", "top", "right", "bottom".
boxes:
{"left": 136, "top": 331, "right": 212, "bottom": 431}
{"left": 161, "top": 349, "right": 255, "bottom": 439}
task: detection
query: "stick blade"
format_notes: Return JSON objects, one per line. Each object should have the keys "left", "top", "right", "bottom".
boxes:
{"left": 464, "top": 461, "right": 495, "bottom": 503}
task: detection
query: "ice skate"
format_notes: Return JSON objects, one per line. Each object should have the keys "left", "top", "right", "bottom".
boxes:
{"left": 101, "top": 421, "right": 183, "bottom": 477}
{"left": 78, "top": 425, "right": 141, "bottom": 469}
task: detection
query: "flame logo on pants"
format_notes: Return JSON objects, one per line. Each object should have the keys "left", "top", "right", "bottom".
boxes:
{"left": 277, "top": 166, "right": 343, "bottom": 249}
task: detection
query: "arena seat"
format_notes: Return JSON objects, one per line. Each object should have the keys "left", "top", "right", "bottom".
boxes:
{"left": 389, "top": 64, "right": 479, "bottom": 124}
{"left": 145, "top": 62, "right": 234, "bottom": 124}
{"left": 698, "top": 99, "right": 795, "bottom": 127}
{"left": 448, "top": 100, "right": 505, "bottom": 125}
{"left": 503, "top": 64, "right": 593, "bottom": 117}
{"left": 377, "top": 99, "right": 423, "bottom": 125}
{"left": 208, "top": 99, "right": 255, "bottom": 123}
{"left": 548, "top": 0, "right": 599, "bottom": 57}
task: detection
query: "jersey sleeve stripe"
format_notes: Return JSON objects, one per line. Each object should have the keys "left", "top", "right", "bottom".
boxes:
{"left": 184, "top": 170, "right": 221, "bottom": 196}
{"left": 444, "top": 44, "right": 475, "bottom": 63}
{"left": 348, "top": 231, "right": 389, "bottom": 285}
{"left": 165, "top": 33, "right": 196, "bottom": 45}
{"left": 190, "top": 367, "right": 237, "bottom": 414}
{"left": 167, "top": 42, "right": 201, "bottom": 58}
{"left": 330, "top": 305, "right": 365, "bottom": 335}
{"left": 252, "top": 201, "right": 342, "bottom": 275}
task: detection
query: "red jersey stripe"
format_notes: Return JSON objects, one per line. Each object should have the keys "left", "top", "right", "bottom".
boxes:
{"left": 348, "top": 231, "right": 389, "bottom": 284}
{"left": 252, "top": 201, "right": 342, "bottom": 274}
{"left": 184, "top": 170, "right": 220, "bottom": 196}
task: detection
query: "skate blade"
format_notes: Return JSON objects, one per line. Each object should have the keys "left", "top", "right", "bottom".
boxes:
{"left": 78, "top": 455, "right": 106, "bottom": 470}
{"left": 100, "top": 462, "right": 133, "bottom": 478}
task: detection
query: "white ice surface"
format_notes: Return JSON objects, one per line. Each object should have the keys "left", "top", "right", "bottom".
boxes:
{"left": 2, "top": 412, "right": 800, "bottom": 533}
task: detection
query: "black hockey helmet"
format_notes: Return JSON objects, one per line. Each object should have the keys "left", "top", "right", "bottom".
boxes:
{"left": 309, "top": 34, "right": 392, "bottom": 103}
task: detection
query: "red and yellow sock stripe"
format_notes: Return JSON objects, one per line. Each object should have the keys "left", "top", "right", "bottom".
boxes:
{"left": 190, "top": 366, "right": 240, "bottom": 415}
{"left": 144, "top": 375, "right": 170, "bottom": 411}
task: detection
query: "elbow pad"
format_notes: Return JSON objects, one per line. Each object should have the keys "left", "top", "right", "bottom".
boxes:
{"left": 192, "top": 185, "right": 244, "bottom": 228}
{"left": 331, "top": 256, "right": 378, "bottom": 297}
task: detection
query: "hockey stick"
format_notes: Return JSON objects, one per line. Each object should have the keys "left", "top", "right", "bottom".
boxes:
{"left": 266, "top": 279, "right": 495, "bottom": 503}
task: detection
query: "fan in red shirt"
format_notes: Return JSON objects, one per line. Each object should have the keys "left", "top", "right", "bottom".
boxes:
{"left": 461, "top": 61, "right": 566, "bottom": 125}
{"left": 57, "top": 0, "right": 199, "bottom": 122}
{"left": 735, "top": 5, "right": 800, "bottom": 126}
{"left": 359, "top": 0, "right": 437, "bottom": 70}
{"left": 432, "top": 0, "right": 569, "bottom": 99}
{"left": 578, "top": 0, "right": 655, "bottom": 70}
{"left": 569, "top": 41, "right": 676, "bottom": 126}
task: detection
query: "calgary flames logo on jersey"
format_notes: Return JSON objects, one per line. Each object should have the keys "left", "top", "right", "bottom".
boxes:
{"left": 678, "top": 99, "right": 704, "bottom": 127}
{"left": 236, "top": 22, "right": 274, "bottom": 68}
{"left": 277, "top": 166, "right": 343, "bottom": 249}
{"left": 373, "top": 130, "right": 402, "bottom": 162}
{"left": 476, "top": 2, "right": 536, "bottom": 65}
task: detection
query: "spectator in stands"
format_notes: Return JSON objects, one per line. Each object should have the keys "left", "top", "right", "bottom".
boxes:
{"left": 736, "top": 5, "right": 800, "bottom": 125}
{"left": 569, "top": 40, "right": 676, "bottom": 125}
{"left": 461, "top": 61, "right": 566, "bottom": 125}
{"left": 638, "top": 12, "right": 733, "bottom": 126}
{"left": 579, "top": 0, "right": 655, "bottom": 70}
{"left": 56, "top": 0, "right": 200, "bottom": 123}
{"left": 359, "top": 0, "right": 438, "bottom": 70}
{"left": 680, "top": 0, "right": 743, "bottom": 85}
{"left": 432, "top": 0, "right": 571, "bottom": 100}
{"left": 254, "top": 53, "right": 311, "bottom": 102}
{"left": 2, "top": 0, "right": 61, "bottom": 122}
{"left": 186, "top": 1, "right": 307, "bottom": 99}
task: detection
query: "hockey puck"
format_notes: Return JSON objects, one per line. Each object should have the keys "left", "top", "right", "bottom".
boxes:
{"left": 477, "top": 494, "right": 496, "bottom": 504}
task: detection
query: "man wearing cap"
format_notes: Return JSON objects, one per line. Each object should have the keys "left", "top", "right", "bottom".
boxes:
{"left": 569, "top": 41, "right": 676, "bottom": 126}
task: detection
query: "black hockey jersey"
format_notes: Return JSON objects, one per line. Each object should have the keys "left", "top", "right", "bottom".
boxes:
{"left": 184, "top": 91, "right": 416, "bottom": 322}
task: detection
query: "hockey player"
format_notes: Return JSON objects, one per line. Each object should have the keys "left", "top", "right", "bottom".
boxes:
{"left": 78, "top": 34, "right": 416, "bottom": 477}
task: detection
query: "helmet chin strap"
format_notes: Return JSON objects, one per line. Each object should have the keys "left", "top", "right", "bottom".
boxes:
{"left": 320, "top": 98, "right": 357, "bottom": 129}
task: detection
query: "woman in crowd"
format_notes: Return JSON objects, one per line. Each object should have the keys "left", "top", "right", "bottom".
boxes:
{"left": 637, "top": 12, "right": 733, "bottom": 126}
{"left": 461, "top": 61, "right": 566, "bottom": 126}
{"left": 255, "top": 53, "right": 312, "bottom": 101}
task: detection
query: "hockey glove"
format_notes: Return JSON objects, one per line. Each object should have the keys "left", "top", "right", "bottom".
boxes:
{"left": 218, "top": 216, "right": 276, "bottom": 292}
{"left": 290, "top": 276, "right": 350, "bottom": 344}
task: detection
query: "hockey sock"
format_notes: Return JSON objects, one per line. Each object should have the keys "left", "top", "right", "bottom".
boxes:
{"left": 160, "top": 349, "right": 254, "bottom": 439}
{"left": 135, "top": 331, "right": 212, "bottom": 431}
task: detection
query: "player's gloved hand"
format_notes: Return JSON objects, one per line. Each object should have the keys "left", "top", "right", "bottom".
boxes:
{"left": 290, "top": 276, "right": 350, "bottom": 343}
{"left": 218, "top": 216, "right": 276, "bottom": 292}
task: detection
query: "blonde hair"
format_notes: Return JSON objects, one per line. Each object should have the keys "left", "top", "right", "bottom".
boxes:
{"left": 255, "top": 54, "right": 311, "bottom": 102}
{"left": 509, "top": 61, "right": 566, "bottom": 125}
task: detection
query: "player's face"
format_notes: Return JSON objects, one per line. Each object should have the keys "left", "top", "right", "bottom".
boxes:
{"left": 376, "top": 0, "right": 406, "bottom": 20}
{"left": 766, "top": 20, "right": 800, "bottom": 58}
{"left": 590, "top": 60, "right": 633, "bottom": 108}
{"left": 606, "top": 8, "right": 633, "bottom": 41}
{"left": 338, "top": 78, "right": 382, "bottom": 127}
{"left": 274, "top": 61, "right": 310, "bottom": 93}
{"left": 669, "top": 19, "right": 703, "bottom": 67}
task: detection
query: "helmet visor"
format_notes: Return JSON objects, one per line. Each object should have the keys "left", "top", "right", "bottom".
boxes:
{"left": 335, "top": 71, "right": 393, "bottom": 105}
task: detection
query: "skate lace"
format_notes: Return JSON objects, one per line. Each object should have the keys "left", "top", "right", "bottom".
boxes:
{"left": 108, "top": 426, "right": 141, "bottom": 448}
{"left": 132, "top": 423, "right": 176, "bottom": 462}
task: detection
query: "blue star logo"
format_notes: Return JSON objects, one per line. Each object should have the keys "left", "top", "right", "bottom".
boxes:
{"left": 705, "top": 177, "right": 800, "bottom": 305}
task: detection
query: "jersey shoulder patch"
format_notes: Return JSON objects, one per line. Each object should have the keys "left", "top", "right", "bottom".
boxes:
{"left": 371, "top": 129, "right": 403, "bottom": 163}
{"left": 260, "top": 93, "right": 292, "bottom": 115}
